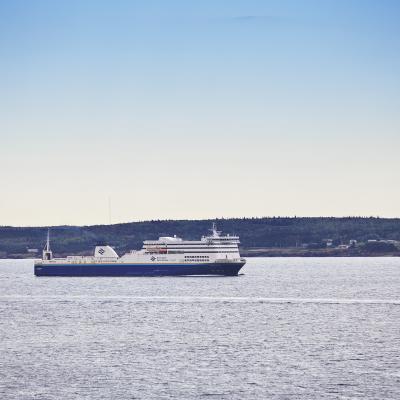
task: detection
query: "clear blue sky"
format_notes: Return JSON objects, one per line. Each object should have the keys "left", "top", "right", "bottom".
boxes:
{"left": 1, "top": 0, "right": 399, "bottom": 226}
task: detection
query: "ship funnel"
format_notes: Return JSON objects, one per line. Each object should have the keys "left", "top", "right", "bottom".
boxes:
{"left": 94, "top": 245, "right": 119, "bottom": 259}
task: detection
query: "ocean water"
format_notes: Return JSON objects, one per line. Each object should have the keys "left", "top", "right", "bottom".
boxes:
{"left": 0, "top": 258, "right": 399, "bottom": 399}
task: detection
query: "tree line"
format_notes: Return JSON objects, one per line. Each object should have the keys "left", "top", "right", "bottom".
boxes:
{"left": 1, "top": 217, "right": 399, "bottom": 257}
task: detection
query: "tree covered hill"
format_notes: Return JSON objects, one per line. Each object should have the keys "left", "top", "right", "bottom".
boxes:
{"left": 1, "top": 217, "right": 400, "bottom": 258}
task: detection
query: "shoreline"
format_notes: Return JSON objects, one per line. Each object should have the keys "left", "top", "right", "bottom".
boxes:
{"left": 2, "top": 250, "right": 400, "bottom": 260}
{"left": 241, "top": 247, "right": 400, "bottom": 257}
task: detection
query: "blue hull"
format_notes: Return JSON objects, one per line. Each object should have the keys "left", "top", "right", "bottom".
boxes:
{"left": 34, "top": 262, "right": 245, "bottom": 277}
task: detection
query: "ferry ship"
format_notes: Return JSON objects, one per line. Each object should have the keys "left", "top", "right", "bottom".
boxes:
{"left": 34, "top": 224, "right": 246, "bottom": 276}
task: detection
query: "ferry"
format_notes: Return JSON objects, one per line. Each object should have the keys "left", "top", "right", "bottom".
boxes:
{"left": 34, "top": 224, "right": 246, "bottom": 276}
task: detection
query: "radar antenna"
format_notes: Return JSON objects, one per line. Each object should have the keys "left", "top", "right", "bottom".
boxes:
{"left": 210, "top": 222, "right": 221, "bottom": 238}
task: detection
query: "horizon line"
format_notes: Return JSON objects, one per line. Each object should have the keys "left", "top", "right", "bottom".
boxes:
{"left": 1, "top": 215, "right": 399, "bottom": 229}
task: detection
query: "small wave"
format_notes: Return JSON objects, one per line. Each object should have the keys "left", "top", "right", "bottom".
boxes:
{"left": 0, "top": 295, "right": 399, "bottom": 305}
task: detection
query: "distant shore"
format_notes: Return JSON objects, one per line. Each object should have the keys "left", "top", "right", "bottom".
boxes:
{"left": 241, "top": 247, "right": 400, "bottom": 257}
{"left": 3, "top": 248, "right": 400, "bottom": 259}
{"left": 1, "top": 217, "right": 400, "bottom": 259}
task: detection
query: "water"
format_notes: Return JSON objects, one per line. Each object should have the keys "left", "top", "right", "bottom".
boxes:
{"left": 1, "top": 258, "right": 399, "bottom": 399}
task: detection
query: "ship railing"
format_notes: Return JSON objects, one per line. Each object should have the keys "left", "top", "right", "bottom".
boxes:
{"left": 49, "top": 257, "right": 69, "bottom": 262}
{"left": 45, "top": 256, "right": 119, "bottom": 264}
{"left": 93, "top": 257, "right": 119, "bottom": 263}
{"left": 214, "top": 257, "right": 244, "bottom": 263}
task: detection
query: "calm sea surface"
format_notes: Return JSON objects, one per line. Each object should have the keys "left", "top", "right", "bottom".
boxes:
{"left": 0, "top": 258, "right": 399, "bottom": 399}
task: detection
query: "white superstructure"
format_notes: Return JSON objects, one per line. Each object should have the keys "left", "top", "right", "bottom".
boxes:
{"left": 120, "top": 223, "right": 243, "bottom": 264}
{"left": 37, "top": 223, "right": 245, "bottom": 266}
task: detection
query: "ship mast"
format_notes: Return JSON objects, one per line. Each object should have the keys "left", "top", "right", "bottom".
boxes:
{"left": 46, "top": 229, "right": 50, "bottom": 252}
{"left": 210, "top": 222, "right": 221, "bottom": 238}
{"left": 43, "top": 228, "right": 53, "bottom": 261}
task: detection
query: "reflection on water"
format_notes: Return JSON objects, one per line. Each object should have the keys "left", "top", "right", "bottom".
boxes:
{"left": 1, "top": 257, "right": 399, "bottom": 399}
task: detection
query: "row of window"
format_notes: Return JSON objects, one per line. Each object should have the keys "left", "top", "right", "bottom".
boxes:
{"left": 145, "top": 245, "right": 237, "bottom": 248}
{"left": 145, "top": 243, "right": 238, "bottom": 246}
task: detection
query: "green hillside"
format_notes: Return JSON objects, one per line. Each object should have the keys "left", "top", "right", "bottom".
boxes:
{"left": 1, "top": 217, "right": 400, "bottom": 258}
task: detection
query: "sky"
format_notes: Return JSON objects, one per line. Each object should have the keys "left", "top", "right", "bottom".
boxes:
{"left": 1, "top": 0, "right": 399, "bottom": 226}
